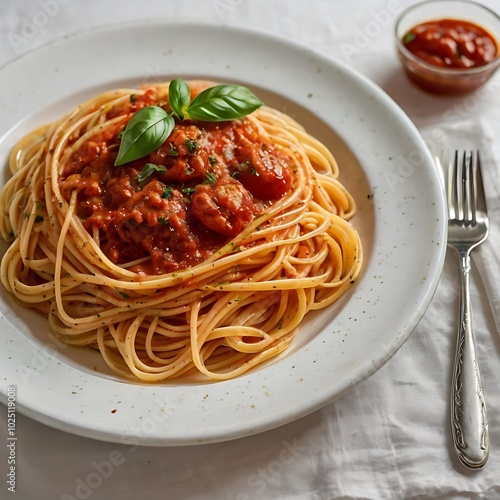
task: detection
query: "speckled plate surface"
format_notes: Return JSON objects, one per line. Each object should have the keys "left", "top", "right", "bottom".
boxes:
{"left": 0, "top": 22, "right": 446, "bottom": 445}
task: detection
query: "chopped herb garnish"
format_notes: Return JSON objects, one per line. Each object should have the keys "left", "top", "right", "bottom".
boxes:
{"left": 167, "top": 145, "right": 178, "bottom": 157}
{"left": 117, "top": 290, "right": 129, "bottom": 299}
{"left": 35, "top": 215, "right": 44, "bottom": 223}
{"left": 158, "top": 216, "right": 170, "bottom": 225}
{"left": 250, "top": 167, "right": 259, "bottom": 176}
{"left": 185, "top": 137, "right": 198, "bottom": 153}
{"left": 403, "top": 31, "right": 416, "bottom": 44}
{"left": 181, "top": 186, "right": 196, "bottom": 195}
{"left": 185, "top": 166, "right": 195, "bottom": 175}
{"left": 162, "top": 185, "right": 173, "bottom": 199}
{"left": 130, "top": 94, "right": 137, "bottom": 102}
{"left": 208, "top": 155, "right": 217, "bottom": 166}
{"left": 203, "top": 172, "right": 217, "bottom": 185}
{"left": 232, "top": 171, "right": 240, "bottom": 179}
{"left": 137, "top": 163, "right": 167, "bottom": 182}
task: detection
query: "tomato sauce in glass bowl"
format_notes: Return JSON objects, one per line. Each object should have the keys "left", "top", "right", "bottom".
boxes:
{"left": 395, "top": 1, "right": 500, "bottom": 95}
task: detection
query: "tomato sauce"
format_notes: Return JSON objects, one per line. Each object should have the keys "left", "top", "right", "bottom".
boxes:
{"left": 403, "top": 18, "right": 498, "bottom": 69}
{"left": 59, "top": 92, "right": 295, "bottom": 275}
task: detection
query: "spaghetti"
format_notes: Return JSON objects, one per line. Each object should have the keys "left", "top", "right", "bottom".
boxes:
{"left": 0, "top": 81, "right": 362, "bottom": 381}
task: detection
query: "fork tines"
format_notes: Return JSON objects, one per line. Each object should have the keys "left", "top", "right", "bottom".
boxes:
{"left": 448, "top": 151, "right": 483, "bottom": 226}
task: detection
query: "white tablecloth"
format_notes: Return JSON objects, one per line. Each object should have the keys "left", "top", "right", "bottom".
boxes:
{"left": 1, "top": 1, "right": 500, "bottom": 498}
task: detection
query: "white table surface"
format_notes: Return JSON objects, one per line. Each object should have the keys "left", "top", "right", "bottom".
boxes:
{"left": 1, "top": 1, "right": 500, "bottom": 499}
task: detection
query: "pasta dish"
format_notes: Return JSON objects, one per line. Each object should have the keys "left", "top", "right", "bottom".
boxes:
{"left": 0, "top": 80, "right": 362, "bottom": 381}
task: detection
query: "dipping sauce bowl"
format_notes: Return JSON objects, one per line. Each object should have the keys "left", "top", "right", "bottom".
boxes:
{"left": 395, "top": 0, "right": 500, "bottom": 94}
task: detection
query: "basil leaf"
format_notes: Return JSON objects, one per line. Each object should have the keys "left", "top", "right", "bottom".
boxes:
{"left": 137, "top": 163, "right": 167, "bottom": 182}
{"left": 169, "top": 79, "right": 191, "bottom": 121}
{"left": 115, "top": 106, "right": 175, "bottom": 166}
{"left": 185, "top": 84, "right": 263, "bottom": 122}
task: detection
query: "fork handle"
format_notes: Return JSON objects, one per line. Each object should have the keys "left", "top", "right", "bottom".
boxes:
{"left": 451, "top": 249, "right": 489, "bottom": 469}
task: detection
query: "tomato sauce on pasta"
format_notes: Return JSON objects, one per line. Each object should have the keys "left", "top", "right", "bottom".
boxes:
{"left": 61, "top": 101, "right": 293, "bottom": 275}
{"left": 0, "top": 81, "right": 362, "bottom": 382}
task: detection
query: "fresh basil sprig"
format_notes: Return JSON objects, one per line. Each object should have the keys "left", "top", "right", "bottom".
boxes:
{"left": 183, "top": 84, "right": 263, "bottom": 122}
{"left": 168, "top": 79, "right": 191, "bottom": 121}
{"left": 115, "top": 106, "right": 174, "bottom": 166}
{"left": 114, "top": 79, "right": 263, "bottom": 167}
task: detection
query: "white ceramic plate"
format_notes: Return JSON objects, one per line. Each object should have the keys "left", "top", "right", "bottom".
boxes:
{"left": 0, "top": 22, "right": 446, "bottom": 445}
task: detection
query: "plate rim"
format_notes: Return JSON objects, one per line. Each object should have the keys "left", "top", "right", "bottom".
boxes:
{"left": 0, "top": 20, "right": 447, "bottom": 445}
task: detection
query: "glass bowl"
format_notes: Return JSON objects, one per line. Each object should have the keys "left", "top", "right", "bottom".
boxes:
{"left": 395, "top": 0, "right": 500, "bottom": 95}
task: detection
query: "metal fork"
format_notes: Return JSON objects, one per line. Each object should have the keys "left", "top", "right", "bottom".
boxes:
{"left": 447, "top": 150, "right": 490, "bottom": 469}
